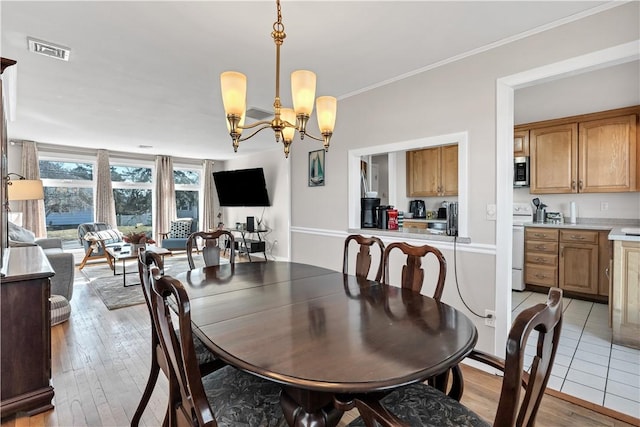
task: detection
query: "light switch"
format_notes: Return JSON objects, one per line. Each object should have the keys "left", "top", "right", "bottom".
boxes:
{"left": 486, "top": 203, "right": 497, "bottom": 220}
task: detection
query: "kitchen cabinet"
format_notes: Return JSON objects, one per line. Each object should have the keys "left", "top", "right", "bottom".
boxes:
{"left": 559, "top": 230, "right": 599, "bottom": 295}
{"left": 522, "top": 106, "right": 639, "bottom": 194}
{"left": 611, "top": 240, "right": 640, "bottom": 349}
{"left": 524, "top": 228, "right": 558, "bottom": 288}
{"left": 406, "top": 144, "right": 458, "bottom": 197}
{"left": 525, "top": 227, "right": 610, "bottom": 298}
{"left": 513, "top": 129, "right": 530, "bottom": 157}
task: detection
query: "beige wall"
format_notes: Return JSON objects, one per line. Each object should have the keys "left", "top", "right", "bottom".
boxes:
{"left": 288, "top": 2, "right": 639, "bottom": 353}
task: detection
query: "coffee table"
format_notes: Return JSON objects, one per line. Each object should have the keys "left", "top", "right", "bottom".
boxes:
{"left": 105, "top": 245, "right": 170, "bottom": 287}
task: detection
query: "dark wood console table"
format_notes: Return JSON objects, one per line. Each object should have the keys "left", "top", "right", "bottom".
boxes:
{"left": 1, "top": 245, "right": 55, "bottom": 418}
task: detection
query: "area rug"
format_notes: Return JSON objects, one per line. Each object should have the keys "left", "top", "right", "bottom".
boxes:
{"left": 85, "top": 253, "right": 202, "bottom": 310}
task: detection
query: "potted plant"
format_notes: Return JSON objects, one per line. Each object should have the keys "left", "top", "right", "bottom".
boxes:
{"left": 123, "top": 231, "right": 155, "bottom": 252}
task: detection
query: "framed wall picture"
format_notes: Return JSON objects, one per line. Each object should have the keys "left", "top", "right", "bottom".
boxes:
{"left": 308, "top": 149, "right": 325, "bottom": 187}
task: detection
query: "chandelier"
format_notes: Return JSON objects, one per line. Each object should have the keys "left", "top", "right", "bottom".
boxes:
{"left": 220, "top": 0, "right": 337, "bottom": 159}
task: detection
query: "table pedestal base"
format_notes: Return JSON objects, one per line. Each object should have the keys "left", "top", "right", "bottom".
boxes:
{"left": 280, "top": 387, "right": 343, "bottom": 427}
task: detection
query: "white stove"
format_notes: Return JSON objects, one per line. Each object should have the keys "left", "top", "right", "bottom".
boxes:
{"left": 512, "top": 203, "right": 533, "bottom": 291}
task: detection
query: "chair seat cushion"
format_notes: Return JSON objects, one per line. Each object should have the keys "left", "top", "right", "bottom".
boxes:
{"left": 348, "top": 382, "right": 490, "bottom": 427}
{"left": 50, "top": 295, "right": 71, "bottom": 326}
{"left": 203, "top": 365, "right": 283, "bottom": 426}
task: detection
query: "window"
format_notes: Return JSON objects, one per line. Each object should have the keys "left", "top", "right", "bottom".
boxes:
{"left": 174, "top": 168, "right": 200, "bottom": 224}
{"left": 110, "top": 164, "right": 153, "bottom": 236}
{"left": 40, "top": 160, "right": 94, "bottom": 246}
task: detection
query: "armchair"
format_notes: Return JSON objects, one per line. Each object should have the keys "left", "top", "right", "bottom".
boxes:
{"left": 159, "top": 218, "right": 198, "bottom": 251}
{"left": 77, "top": 222, "right": 124, "bottom": 270}
{"left": 7, "top": 222, "right": 74, "bottom": 301}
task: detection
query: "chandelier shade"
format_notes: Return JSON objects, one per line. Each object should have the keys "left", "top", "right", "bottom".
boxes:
{"left": 219, "top": 0, "right": 337, "bottom": 158}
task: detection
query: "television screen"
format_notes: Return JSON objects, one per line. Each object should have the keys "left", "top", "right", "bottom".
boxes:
{"left": 213, "top": 168, "right": 271, "bottom": 207}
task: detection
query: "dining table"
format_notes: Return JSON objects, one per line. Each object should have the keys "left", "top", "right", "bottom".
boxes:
{"left": 173, "top": 261, "right": 478, "bottom": 427}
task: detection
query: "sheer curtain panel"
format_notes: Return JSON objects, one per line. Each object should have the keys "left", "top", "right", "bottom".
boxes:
{"left": 20, "top": 141, "right": 46, "bottom": 237}
{"left": 154, "top": 155, "right": 176, "bottom": 243}
{"left": 95, "top": 149, "right": 117, "bottom": 226}
{"left": 202, "top": 159, "right": 216, "bottom": 231}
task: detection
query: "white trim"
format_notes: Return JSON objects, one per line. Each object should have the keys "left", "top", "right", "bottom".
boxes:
{"left": 348, "top": 131, "right": 469, "bottom": 238}
{"left": 494, "top": 40, "right": 640, "bottom": 357}
{"left": 290, "top": 226, "right": 495, "bottom": 255}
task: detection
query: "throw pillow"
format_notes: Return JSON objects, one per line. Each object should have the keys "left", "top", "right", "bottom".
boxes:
{"left": 8, "top": 221, "right": 36, "bottom": 243}
{"left": 169, "top": 219, "right": 192, "bottom": 238}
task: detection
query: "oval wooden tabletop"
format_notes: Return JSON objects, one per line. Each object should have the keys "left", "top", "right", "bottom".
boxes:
{"left": 174, "top": 261, "right": 478, "bottom": 394}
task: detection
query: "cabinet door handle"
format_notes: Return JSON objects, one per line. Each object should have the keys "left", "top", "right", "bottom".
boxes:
{"left": 572, "top": 180, "right": 576, "bottom": 190}
{"left": 535, "top": 245, "right": 546, "bottom": 250}
{"left": 570, "top": 235, "right": 585, "bottom": 240}
{"left": 535, "top": 257, "right": 546, "bottom": 263}
{"left": 579, "top": 180, "right": 584, "bottom": 190}
{"left": 535, "top": 274, "right": 547, "bottom": 279}
{"left": 605, "top": 267, "right": 610, "bottom": 279}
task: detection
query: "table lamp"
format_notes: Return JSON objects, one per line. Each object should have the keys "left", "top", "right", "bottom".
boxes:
{"left": 4, "top": 173, "right": 44, "bottom": 225}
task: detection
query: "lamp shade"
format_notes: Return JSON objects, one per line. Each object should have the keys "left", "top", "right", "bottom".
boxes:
{"left": 220, "top": 71, "right": 247, "bottom": 117}
{"left": 316, "top": 96, "right": 337, "bottom": 133}
{"left": 280, "top": 108, "right": 296, "bottom": 142}
{"left": 291, "top": 70, "right": 316, "bottom": 116}
{"left": 7, "top": 179, "right": 44, "bottom": 201}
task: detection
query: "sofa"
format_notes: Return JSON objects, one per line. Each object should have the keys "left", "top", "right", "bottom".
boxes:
{"left": 7, "top": 222, "right": 74, "bottom": 301}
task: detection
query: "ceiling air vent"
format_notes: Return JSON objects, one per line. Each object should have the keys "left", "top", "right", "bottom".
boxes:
{"left": 27, "top": 37, "right": 71, "bottom": 61}
{"left": 246, "top": 107, "right": 272, "bottom": 120}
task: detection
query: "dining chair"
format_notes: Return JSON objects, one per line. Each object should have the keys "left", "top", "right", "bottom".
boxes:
{"left": 149, "top": 268, "right": 284, "bottom": 426}
{"left": 186, "top": 230, "right": 235, "bottom": 270}
{"left": 381, "top": 241, "right": 447, "bottom": 299}
{"left": 340, "top": 288, "right": 564, "bottom": 427}
{"left": 131, "top": 249, "right": 225, "bottom": 427}
{"left": 343, "top": 234, "right": 385, "bottom": 281}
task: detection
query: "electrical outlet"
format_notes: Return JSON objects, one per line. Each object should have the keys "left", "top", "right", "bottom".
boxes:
{"left": 484, "top": 309, "right": 496, "bottom": 328}
{"left": 486, "top": 204, "right": 497, "bottom": 221}
{"left": 600, "top": 202, "right": 609, "bottom": 211}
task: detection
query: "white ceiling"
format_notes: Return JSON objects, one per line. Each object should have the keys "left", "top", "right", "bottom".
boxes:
{"left": 1, "top": 1, "right": 616, "bottom": 160}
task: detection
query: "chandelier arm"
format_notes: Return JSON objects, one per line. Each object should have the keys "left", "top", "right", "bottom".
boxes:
{"left": 237, "top": 124, "right": 274, "bottom": 142}
{"left": 238, "top": 119, "right": 273, "bottom": 130}
{"left": 301, "top": 132, "right": 323, "bottom": 142}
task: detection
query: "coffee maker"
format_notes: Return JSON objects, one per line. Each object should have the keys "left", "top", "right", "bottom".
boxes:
{"left": 408, "top": 200, "right": 426, "bottom": 218}
{"left": 361, "top": 198, "right": 380, "bottom": 228}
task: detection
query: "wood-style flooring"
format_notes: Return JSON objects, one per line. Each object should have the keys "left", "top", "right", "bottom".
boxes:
{"left": 1, "top": 257, "right": 638, "bottom": 427}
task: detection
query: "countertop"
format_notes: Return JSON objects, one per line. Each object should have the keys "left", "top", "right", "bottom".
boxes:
{"left": 349, "top": 227, "right": 471, "bottom": 244}
{"left": 523, "top": 217, "right": 640, "bottom": 232}
{"left": 402, "top": 218, "right": 447, "bottom": 223}
{"left": 608, "top": 226, "right": 640, "bottom": 242}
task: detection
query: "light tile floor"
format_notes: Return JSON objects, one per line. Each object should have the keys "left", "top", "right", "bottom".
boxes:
{"left": 513, "top": 291, "right": 640, "bottom": 420}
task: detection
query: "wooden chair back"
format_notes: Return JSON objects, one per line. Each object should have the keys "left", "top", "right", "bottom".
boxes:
{"left": 381, "top": 242, "right": 447, "bottom": 300}
{"left": 488, "top": 287, "right": 563, "bottom": 426}
{"left": 150, "top": 270, "right": 217, "bottom": 426}
{"left": 343, "top": 234, "right": 385, "bottom": 281}
{"left": 186, "top": 230, "right": 235, "bottom": 270}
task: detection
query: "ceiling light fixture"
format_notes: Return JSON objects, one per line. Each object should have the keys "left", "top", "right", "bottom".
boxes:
{"left": 220, "top": 0, "right": 337, "bottom": 159}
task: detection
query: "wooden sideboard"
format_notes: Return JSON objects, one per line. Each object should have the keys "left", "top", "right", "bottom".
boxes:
{"left": 1, "top": 245, "right": 55, "bottom": 418}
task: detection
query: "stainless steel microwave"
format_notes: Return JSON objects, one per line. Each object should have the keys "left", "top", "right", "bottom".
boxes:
{"left": 514, "top": 156, "right": 530, "bottom": 187}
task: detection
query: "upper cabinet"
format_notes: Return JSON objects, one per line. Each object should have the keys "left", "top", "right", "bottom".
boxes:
{"left": 513, "top": 129, "right": 530, "bottom": 157}
{"left": 406, "top": 144, "right": 458, "bottom": 197}
{"left": 518, "top": 106, "right": 639, "bottom": 194}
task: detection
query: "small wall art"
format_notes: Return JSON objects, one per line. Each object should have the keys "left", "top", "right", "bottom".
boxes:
{"left": 308, "top": 149, "right": 325, "bottom": 187}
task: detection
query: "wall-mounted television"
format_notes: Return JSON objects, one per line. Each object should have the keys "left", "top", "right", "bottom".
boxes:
{"left": 213, "top": 167, "right": 271, "bottom": 207}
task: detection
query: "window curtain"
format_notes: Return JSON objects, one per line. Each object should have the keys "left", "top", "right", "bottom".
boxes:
{"left": 202, "top": 159, "right": 217, "bottom": 231}
{"left": 20, "top": 141, "right": 46, "bottom": 237}
{"left": 95, "top": 149, "right": 117, "bottom": 227}
{"left": 154, "top": 155, "right": 175, "bottom": 243}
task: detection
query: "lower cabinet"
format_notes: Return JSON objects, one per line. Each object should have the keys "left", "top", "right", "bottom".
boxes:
{"left": 525, "top": 227, "right": 610, "bottom": 299}
{"left": 611, "top": 240, "right": 640, "bottom": 349}
{"left": 559, "top": 230, "right": 599, "bottom": 295}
